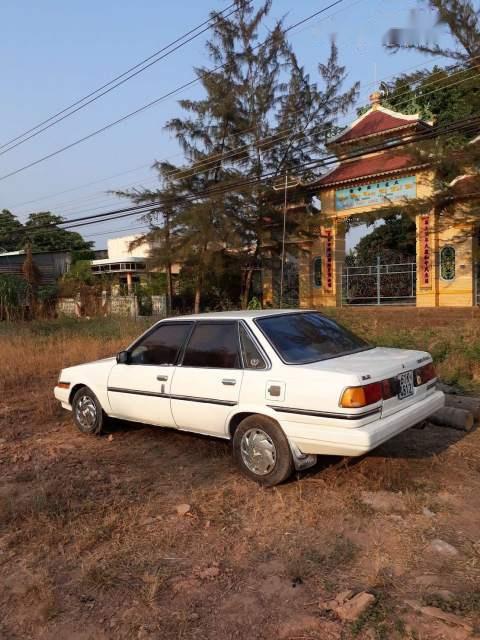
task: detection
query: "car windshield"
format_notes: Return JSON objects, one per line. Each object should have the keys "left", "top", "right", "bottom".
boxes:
{"left": 256, "top": 312, "right": 372, "bottom": 364}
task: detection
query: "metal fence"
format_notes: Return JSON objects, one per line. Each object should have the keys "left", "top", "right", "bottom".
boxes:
{"left": 342, "top": 258, "right": 417, "bottom": 306}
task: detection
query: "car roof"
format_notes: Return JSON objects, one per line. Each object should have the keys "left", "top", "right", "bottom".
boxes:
{"left": 167, "top": 309, "right": 317, "bottom": 321}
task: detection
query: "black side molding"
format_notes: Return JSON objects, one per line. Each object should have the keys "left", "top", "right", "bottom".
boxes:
{"left": 107, "top": 387, "right": 237, "bottom": 407}
{"left": 268, "top": 405, "right": 381, "bottom": 420}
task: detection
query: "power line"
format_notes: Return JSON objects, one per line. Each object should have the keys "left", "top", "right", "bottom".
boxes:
{"left": 156, "top": 69, "right": 480, "bottom": 183}
{"left": 12, "top": 1, "right": 372, "bottom": 212}
{"left": 0, "top": 0, "right": 346, "bottom": 184}
{"left": 0, "top": 3, "right": 239, "bottom": 156}
{"left": 34, "top": 116, "right": 480, "bottom": 237}
{"left": 8, "top": 162, "right": 154, "bottom": 209}
{"left": 84, "top": 224, "right": 151, "bottom": 240}
{"left": 68, "top": 114, "right": 480, "bottom": 219}
{"left": 8, "top": 52, "right": 478, "bottom": 229}
{"left": 15, "top": 55, "right": 479, "bottom": 218}
{"left": 10, "top": 13, "right": 458, "bottom": 213}
{"left": 49, "top": 64, "right": 480, "bottom": 219}
{"left": 15, "top": 60, "right": 477, "bottom": 228}
{"left": 11, "top": 53, "right": 452, "bottom": 209}
{"left": 16, "top": 114, "right": 479, "bottom": 238}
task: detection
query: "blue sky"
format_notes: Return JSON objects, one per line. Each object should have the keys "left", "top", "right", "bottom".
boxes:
{"left": 0, "top": 0, "right": 454, "bottom": 249}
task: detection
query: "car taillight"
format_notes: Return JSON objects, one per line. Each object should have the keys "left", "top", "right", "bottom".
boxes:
{"left": 340, "top": 382, "right": 382, "bottom": 408}
{"left": 414, "top": 362, "right": 436, "bottom": 386}
{"left": 381, "top": 378, "right": 396, "bottom": 400}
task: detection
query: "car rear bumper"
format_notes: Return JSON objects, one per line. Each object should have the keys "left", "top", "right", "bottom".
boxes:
{"left": 283, "top": 390, "right": 445, "bottom": 456}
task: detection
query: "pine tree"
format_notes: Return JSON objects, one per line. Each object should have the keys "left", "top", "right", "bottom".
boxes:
{"left": 115, "top": 0, "right": 358, "bottom": 311}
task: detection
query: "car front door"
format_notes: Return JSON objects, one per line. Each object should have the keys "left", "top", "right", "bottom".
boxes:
{"left": 170, "top": 321, "right": 243, "bottom": 436}
{"left": 107, "top": 321, "right": 193, "bottom": 427}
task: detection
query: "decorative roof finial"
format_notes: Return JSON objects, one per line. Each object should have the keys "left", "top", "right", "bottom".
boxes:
{"left": 369, "top": 91, "right": 381, "bottom": 110}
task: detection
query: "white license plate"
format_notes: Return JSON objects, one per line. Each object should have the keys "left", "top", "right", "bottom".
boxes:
{"left": 397, "top": 370, "right": 414, "bottom": 400}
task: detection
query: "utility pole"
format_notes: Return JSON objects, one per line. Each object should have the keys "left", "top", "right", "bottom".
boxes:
{"left": 279, "top": 172, "right": 288, "bottom": 308}
{"left": 376, "top": 254, "right": 381, "bottom": 305}
{"left": 272, "top": 172, "right": 301, "bottom": 308}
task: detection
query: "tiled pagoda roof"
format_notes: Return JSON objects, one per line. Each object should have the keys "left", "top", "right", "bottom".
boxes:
{"left": 315, "top": 152, "right": 426, "bottom": 187}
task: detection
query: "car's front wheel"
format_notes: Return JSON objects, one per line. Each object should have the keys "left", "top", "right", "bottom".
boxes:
{"left": 232, "top": 415, "right": 293, "bottom": 486}
{"left": 71, "top": 386, "right": 104, "bottom": 435}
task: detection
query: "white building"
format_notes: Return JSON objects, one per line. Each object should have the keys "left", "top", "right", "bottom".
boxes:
{"left": 91, "top": 235, "right": 149, "bottom": 292}
{"left": 91, "top": 234, "right": 180, "bottom": 293}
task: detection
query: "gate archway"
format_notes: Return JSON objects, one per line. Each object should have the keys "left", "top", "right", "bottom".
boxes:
{"left": 261, "top": 94, "right": 479, "bottom": 309}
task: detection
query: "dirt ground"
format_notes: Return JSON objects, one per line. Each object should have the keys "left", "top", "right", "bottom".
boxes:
{"left": 2, "top": 390, "right": 480, "bottom": 639}
{"left": 1, "top": 315, "right": 480, "bottom": 639}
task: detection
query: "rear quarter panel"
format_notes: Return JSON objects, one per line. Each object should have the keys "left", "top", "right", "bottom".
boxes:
{"left": 275, "top": 367, "right": 358, "bottom": 411}
{"left": 237, "top": 363, "right": 366, "bottom": 426}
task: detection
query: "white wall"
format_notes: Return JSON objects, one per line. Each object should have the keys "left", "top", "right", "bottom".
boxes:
{"left": 107, "top": 235, "right": 150, "bottom": 259}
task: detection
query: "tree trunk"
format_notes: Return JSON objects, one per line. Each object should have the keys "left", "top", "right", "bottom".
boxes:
{"left": 164, "top": 213, "right": 173, "bottom": 315}
{"left": 429, "top": 407, "right": 474, "bottom": 432}
{"left": 194, "top": 282, "right": 201, "bottom": 314}
{"left": 242, "top": 268, "right": 254, "bottom": 309}
{"left": 194, "top": 269, "right": 203, "bottom": 314}
{"left": 166, "top": 263, "right": 173, "bottom": 315}
{"left": 444, "top": 394, "right": 480, "bottom": 421}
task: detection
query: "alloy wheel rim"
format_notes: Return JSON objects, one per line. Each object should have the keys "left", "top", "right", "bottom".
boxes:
{"left": 75, "top": 395, "right": 97, "bottom": 429}
{"left": 240, "top": 427, "right": 276, "bottom": 476}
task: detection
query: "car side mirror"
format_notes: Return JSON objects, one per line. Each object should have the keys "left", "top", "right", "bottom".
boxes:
{"left": 116, "top": 350, "right": 130, "bottom": 365}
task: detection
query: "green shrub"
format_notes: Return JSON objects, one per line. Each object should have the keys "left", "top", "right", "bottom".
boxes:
{"left": 0, "top": 275, "right": 28, "bottom": 320}
{"left": 247, "top": 296, "right": 262, "bottom": 310}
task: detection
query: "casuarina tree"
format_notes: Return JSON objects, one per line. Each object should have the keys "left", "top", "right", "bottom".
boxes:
{"left": 116, "top": 0, "right": 358, "bottom": 311}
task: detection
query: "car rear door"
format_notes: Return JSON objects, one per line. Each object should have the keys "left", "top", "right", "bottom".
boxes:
{"left": 107, "top": 321, "right": 193, "bottom": 427}
{"left": 170, "top": 321, "right": 243, "bottom": 436}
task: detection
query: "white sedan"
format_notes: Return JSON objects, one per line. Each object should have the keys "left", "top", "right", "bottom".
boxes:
{"left": 54, "top": 310, "right": 444, "bottom": 485}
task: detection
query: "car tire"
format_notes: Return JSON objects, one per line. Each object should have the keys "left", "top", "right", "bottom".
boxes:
{"left": 232, "top": 415, "right": 293, "bottom": 486}
{"left": 71, "top": 386, "right": 105, "bottom": 435}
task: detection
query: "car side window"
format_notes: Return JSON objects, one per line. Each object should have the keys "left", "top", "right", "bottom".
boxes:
{"left": 129, "top": 323, "right": 192, "bottom": 366}
{"left": 239, "top": 324, "right": 267, "bottom": 369}
{"left": 182, "top": 322, "right": 241, "bottom": 369}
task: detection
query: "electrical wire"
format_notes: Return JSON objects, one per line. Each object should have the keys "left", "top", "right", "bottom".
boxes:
{"left": 0, "top": 3, "right": 239, "bottom": 155}
{"left": 42, "top": 64, "right": 480, "bottom": 220}
{"left": 15, "top": 59, "right": 479, "bottom": 223}
{"left": 13, "top": 114, "right": 479, "bottom": 239}
{"left": 0, "top": 0, "right": 347, "bottom": 183}
{"left": 10, "top": 16, "right": 467, "bottom": 213}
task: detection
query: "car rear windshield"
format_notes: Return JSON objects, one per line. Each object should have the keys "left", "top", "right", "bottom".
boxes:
{"left": 256, "top": 312, "right": 372, "bottom": 364}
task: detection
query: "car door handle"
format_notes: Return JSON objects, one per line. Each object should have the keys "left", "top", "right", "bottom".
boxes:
{"left": 156, "top": 375, "right": 169, "bottom": 381}
{"left": 222, "top": 378, "right": 236, "bottom": 386}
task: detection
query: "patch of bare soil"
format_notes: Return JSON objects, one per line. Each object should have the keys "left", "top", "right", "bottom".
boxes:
{"left": 2, "top": 388, "right": 480, "bottom": 639}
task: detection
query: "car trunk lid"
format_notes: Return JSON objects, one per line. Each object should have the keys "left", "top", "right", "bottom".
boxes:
{"left": 304, "top": 346, "right": 433, "bottom": 417}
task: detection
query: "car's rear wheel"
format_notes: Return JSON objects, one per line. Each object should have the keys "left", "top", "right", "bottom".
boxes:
{"left": 232, "top": 415, "right": 293, "bottom": 486}
{"left": 72, "top": 386, "right": 104, "bottom": 435}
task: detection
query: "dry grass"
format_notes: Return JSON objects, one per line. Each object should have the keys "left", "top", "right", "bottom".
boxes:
{"left": 1, "top": 313, "right": 480, "bottom": 639}
{"left": 325, "top": 307, "right": 480, "bottom": 393}
{"left": 0, "top": 319, "right": 143, "bottom": 395}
